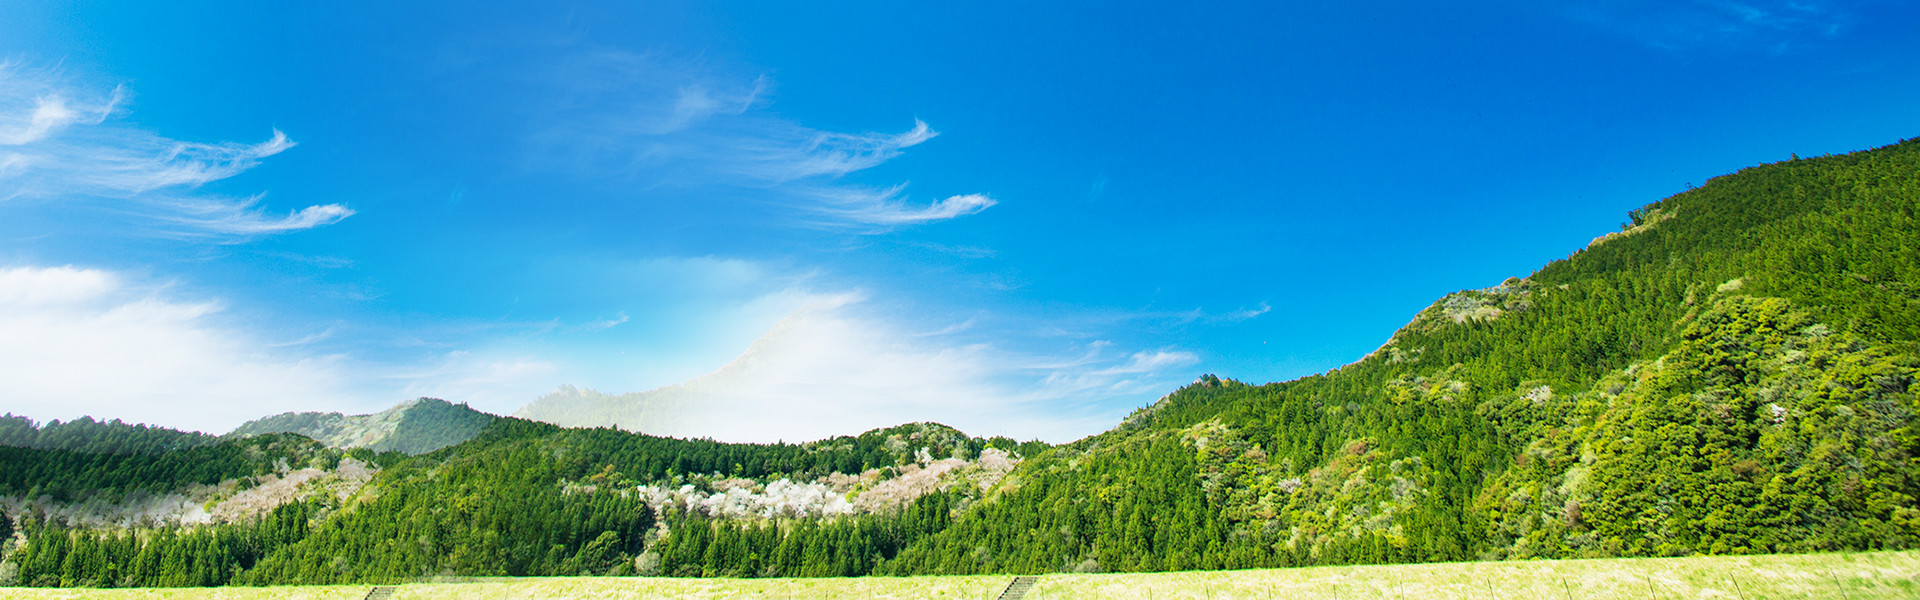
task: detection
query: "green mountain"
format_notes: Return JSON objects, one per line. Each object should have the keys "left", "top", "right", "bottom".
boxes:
{"left": 3, "top": 136, "right": 1916, "bottom": 587}
{"left": 0, "top": 433, "right": 339, "bottom": 505}
{"left": 227, "top": 398, "right": 497, "bottom": 455}
{"left": 2, "top": 419, "right": 1036, "bottom": 585}
{"left": 879, "top": 137, "right": 1920, "bottom": 572}
{"left": 0, "top": 433, "right": 353, "bottom": 587}
{"left": 0, "top": 414, "right": 220, "bottom": 455}
{"left": 230, "top": 420, "right": 1037, "bottom": 583}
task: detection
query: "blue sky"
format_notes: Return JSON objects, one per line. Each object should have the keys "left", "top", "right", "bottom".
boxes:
{"left": 2, "top": 1, "right": 1917, "bottom": 441}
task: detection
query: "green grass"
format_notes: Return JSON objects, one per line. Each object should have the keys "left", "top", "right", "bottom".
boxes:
{"left": 1028, "top": 551, "right": 1919, "bottom": 599}
{"left": 3, "top": 551, "right": 1914, "bottom": 599}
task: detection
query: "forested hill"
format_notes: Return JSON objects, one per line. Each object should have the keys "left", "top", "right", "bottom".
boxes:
{"left": 230, "top": 419, "right": 1041, "bottom": 583}
{"left": 0, "top": 415, "right": 220, "bottom": 455}
{"left": 0, "top": 418, "right": 1042, "bottom": 585}
{"left": 881, "top": 137, "right": 1920, "bottom": 572}
{"left": 227, "top": 398, "right": 497, "bottom": 455}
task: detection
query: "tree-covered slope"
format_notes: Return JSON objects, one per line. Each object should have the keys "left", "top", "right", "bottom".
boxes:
{"left": 204, "top": 420, "right": 1030, "bottom": 584}
{"left": 0, "top": 414, "right": 1039, "bottom": 586}
{"left": 0, "top": 434, "right": 335, "bottom": 503}
{"left": 0, "top": 415, "right": 220, "bottom": 455}
{"left": 227, "top": 398, "right": 497, "bottom": 455}
{"left": 881, "top": 137, "right": 1920, "bottom": 573}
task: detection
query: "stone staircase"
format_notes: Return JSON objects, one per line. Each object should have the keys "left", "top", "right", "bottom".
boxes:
{"left": 995, "top": 576, "right": 1039, "bottom": 600}
{"left": 363, "top": 586, "right": 397, "bottom": 600}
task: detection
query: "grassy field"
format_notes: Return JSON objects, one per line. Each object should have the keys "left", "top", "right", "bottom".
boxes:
{"left": 3, "top": 550, "right": 1914, "bottom": 599}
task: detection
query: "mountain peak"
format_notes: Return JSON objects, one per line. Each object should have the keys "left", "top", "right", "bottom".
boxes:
{"left": 228, "top": 397, "right": 496, "bottom": 455}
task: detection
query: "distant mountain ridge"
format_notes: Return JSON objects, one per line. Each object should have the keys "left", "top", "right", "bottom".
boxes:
{"left": 0, "top": 414, "right": 221, "bottom": 455}
{"left": 513, "top": 307, "right": 867, "bottom": 441}
{"left": 227, "top": 397, "right": 496, "bottom": 455}
{"left": 512, "top": 298, "right": 1022, "bottom": 443}
{"left": 510, "top": 299, "right": 779, "bottom": 437}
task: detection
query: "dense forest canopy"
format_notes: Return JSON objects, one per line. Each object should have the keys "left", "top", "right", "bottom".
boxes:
{"left": 877, "top": 138, "right": 1920, "bottom": 572}
{"left": 0, "top": 415, "right": 220, "bottom": 455}
{"left": 1, "top": 137, "right": 1916, "bottom": 586}
{"left": 0, "top": 434, "right": 334, "bottom": 503}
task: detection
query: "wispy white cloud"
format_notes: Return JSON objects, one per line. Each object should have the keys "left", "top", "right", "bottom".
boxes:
{"left": 0, "top": 81, "right": 118, "bottom": 145}
{"left": 1035, "top": 346, "right": 1201, "bottom": 403}
{"left": 0, "top": 63, "right": 351, "bottom": 237}
{"left": 819, "top": 189, "right": 998, "bottom": 227}
{"left": 155, "top": 194, "right": 356, "bottom": 235}
{"left": 914, "top": 318, "right": 977, "bottom": 338}
{"left": 270, "top": 327, "right": 336, "bottom": 348}
{"left": 582, "top": 312, "right": 630, "bottom": 331}
{"left": 662, "top": 76, "right": 767, "bottom": 134}
{"left": 521, "top": 51, "right": 993, "bottom": 230}
{"left": 758, "top": 120, "right": 938, "bottom": 182}
{"left": 381, "top": 349, "right": 564, "bottom": 414}
{"left": 1092, "top": 350, "right": 1203, "bottom": 376}
{"left": 1561, "top": 0, "right": 1853, "bottom": 50}
{"left": 1223, "top": 302, "right": 1272, "bottom": 322}
{"left": 1075, "top": 301, "right": 1275, "bottom": 326}
{"left": 907, "top": 241, "right": 998, "bottom": 259}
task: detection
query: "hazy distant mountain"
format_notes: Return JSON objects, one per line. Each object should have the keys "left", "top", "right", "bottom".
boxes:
{"left": 227, "top": 397, "right": 496, "bottom": 455}
{"left": 514, "top": 384, "right": 689, "bottom": 435}
{"left": 512, "top": 303, "right": 1010, "bottom": 442}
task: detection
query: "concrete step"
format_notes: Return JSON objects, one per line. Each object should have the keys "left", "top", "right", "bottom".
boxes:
{"left": 995, "top": 576, "right": 1040, "bottom": 600}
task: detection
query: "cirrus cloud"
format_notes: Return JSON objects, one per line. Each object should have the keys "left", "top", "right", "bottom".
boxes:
{"left": 0, "top": 63, "right": 352, "bottom": 238}
{"left": 1560, "top": 0, "right": 1856, "bottom": 51}
{"left": 521, "top": 51, "right": 994, "bottom": 232}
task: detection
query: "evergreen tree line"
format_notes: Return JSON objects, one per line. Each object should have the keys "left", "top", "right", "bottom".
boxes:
{"left": 209, "top": 421, "right": 1018, "bottom": 584}
{"left": 7, "top": 501, "right": 316, "bottom": 587}
{"left": 0, "top": 414, "right": 220, "bottom": 455}
{"left": 0, "top": 409, "right": 1035, "bottom": 586}
{"left": 0, "top": 434, "right": 332, "bottom": 503}
{"left": 657, "top": 491, "right": 956, "bottom": 577}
